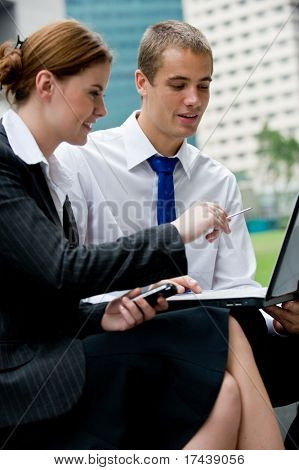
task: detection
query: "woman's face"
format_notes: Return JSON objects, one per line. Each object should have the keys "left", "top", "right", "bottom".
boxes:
{"left": 51, "top": 61, "right": 110, "bottom": 146}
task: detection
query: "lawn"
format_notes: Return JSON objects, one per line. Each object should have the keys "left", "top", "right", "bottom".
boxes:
{"left": 250, "top": 229, "right": 285, "bottom": 286}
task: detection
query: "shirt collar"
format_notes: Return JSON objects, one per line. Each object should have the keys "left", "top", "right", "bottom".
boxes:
{"left": 122, "top": 110, "right": 200, "bottom": 179}
{"left": 2, "top": 109, "right": 72, "bottom": 191}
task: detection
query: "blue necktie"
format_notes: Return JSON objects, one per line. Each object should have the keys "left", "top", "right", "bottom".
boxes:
{"left": 148, "top": 155, "right": 178, "bottom": 225}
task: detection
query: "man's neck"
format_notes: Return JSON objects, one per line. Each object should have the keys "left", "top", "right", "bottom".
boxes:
{"left": 136, "top": 112, "right": 183, "bottom": 157}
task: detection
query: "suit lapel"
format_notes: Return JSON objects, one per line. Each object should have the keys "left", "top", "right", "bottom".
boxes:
{"left": 0, "top": 122, "right": 61, "bottom": 228}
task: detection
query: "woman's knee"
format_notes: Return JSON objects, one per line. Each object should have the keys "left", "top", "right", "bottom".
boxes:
{"left": 218, "top": 372, "right": 242, "bottom": 422}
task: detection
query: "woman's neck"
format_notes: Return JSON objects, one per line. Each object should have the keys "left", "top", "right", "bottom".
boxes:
{"left": 17, "top": 104, "right": 58, "bottom": 159}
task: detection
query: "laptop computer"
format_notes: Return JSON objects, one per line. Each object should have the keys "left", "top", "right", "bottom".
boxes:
{"left": 168, "top": 194, "right": 299, "bottom": 308}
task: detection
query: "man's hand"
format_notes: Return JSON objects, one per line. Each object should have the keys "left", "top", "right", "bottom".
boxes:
{"left": 101, "top": 287, "right": 168, "bottom": 332}
{"left": 149, "top": 275, "right": 201, "bottom": 294}
{"left": 265, "top": 300, "right": 299, "bottom": 335}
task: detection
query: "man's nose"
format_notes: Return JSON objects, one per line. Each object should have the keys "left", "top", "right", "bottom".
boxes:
{"left": 184, "top": 88, "right": 200, "bottom": 106}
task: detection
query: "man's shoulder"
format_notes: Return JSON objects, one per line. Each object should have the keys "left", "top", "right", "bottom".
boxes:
{"left": 187, "top": 142, "right": 236, "bottom": 181}
{"left": 87, "top": 125, "right": 124, "bottom": 146}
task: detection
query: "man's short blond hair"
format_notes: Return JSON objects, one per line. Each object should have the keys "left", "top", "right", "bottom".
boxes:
{"left": 137, "top": 20, "right": 213, "bottom": 84}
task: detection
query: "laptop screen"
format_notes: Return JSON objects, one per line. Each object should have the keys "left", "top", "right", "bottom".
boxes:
{"left": 265, "top": 194, "right": 299, "bottom": 306}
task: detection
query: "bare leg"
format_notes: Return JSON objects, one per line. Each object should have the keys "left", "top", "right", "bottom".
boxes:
{"left": 183, "top": 371, "right": 241, "bottom": 449}
{"left": 226, "top": 316, "right": 284, "bottom": 449}
{"left": 183, "top": 316, "right": 284, "bottom": 450}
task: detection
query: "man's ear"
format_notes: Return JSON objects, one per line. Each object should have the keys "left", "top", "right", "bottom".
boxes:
{"left": 35, "top": 70, "right": 55, "bottom": 100}
{"left": 135, "top": 69, "right": 149, "bottom": 97}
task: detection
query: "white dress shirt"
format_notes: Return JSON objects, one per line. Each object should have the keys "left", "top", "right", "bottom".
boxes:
{"left": 2, "top": 109, "right": 72, "bottom": 224}
{"left": 57, "top": 110, "right": 259, "bottom": 290}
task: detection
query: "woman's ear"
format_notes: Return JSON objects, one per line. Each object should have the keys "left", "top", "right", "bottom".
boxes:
{"left": 35, "top": 70, "right": 55, "bottom": 100}
{"left": 135, "top": 69, "right": 149, "bottom": 97}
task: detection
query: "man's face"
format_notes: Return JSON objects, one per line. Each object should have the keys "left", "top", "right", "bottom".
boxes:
{"left": 136, "top": 47, "right": 212, "bottom": 154}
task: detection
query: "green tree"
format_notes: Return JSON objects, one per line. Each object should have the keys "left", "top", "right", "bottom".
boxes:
{"left": 256, "top": 123, "right": 299, "bottom": 182}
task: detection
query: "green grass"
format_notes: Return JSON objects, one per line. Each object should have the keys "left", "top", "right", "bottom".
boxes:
{"left": 250, "top": 229, "right": 285, "bottom": 286}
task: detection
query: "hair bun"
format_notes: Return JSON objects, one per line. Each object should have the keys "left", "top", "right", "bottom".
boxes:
{"left": 0, "top": 41, "right": 23, "bottom": 87}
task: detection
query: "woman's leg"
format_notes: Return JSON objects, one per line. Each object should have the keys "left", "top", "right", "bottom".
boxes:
{"left": 184, "top": 316, "right": 284, "bottom": 450}
{"left": 183, "top": 371, "right": 241, "bottom": 449}
{"left": 226, "top": 316, "right": 284, "bottom": 449}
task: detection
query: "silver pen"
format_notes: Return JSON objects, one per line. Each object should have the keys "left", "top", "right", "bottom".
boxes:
{"left": 227, "top": 207, "right": 253, "bottom": 219}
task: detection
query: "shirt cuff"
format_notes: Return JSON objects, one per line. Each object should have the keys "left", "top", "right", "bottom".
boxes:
{"left": 260, "top": 309, "right": 289, "bottom": 337}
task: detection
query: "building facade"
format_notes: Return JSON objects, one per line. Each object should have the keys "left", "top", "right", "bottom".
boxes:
{"left": 183, "top": 0, "right": 299, "bottom": 193}
{"left": 0, "top": 0, "right": 64, "bottom": 115}
{"left": 65, "top": 0, "right": 184, "bottom": 131}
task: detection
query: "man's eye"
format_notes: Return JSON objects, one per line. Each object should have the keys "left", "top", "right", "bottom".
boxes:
{"left": 89, "top": 90, "right": 100, "bottom": 98}
{"left": 171, "top": 84, "right": 184, "bottom": 90}
{"left": 199, "top": 83, "right": 210, "bottom": 90}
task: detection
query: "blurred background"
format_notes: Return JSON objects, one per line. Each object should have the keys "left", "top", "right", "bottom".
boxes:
{"left": 1, "top": 0, "right": 298, "bottom": 286}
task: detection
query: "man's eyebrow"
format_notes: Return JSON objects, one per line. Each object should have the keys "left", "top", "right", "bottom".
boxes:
{"left": 167, "top": 75, "right": 212, "bottom": 82}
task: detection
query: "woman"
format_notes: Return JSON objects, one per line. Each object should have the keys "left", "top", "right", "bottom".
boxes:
{"left": 0, "top": 20, "right": 283, "bottom": 449}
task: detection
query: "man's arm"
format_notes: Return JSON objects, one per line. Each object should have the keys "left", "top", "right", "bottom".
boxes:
{"left": 212, "top": 176, "right": 259, "bottom": 289}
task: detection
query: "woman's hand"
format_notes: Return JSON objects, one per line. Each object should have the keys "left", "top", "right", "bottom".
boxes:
{"left": 101, "top": 287, "right": 168, "bottom": 332}
{"left": 171, "top": 202, "right": 231, "bottom": 244}
{"left": 149, "top": 275, "right": 202, "bottom": 294}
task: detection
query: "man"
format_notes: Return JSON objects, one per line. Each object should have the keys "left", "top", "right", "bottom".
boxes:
{"left": 57, "top": 20, "right": 258, "bottom": 291}
{"left": 259, "top": 302, "right": 299, "bottom": 449}
{"left": 56, "top": 20, "right": 299, "bottom": 447}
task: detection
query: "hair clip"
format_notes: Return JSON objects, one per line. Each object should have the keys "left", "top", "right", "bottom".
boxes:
{"left": 14, "top": 35, "right": 25, "bottom": 49}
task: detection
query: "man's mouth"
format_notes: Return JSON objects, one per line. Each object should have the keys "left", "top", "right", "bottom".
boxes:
{"left": 177, "top": 113, "right": 198, "bottom": 119}
{"left": 177, "top": 113, "right": 199, "bottom": 124}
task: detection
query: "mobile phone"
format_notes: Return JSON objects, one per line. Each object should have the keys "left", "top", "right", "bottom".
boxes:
{"left": 132, "top": 283, "right": 178, "bottom": 307}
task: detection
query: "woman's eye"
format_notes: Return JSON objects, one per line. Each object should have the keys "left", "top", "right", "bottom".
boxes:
{"left": 89, "top": 90, "right": 100, "bottom": 98}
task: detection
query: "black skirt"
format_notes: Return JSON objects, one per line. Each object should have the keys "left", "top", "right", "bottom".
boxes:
{"left": 1, "top": 305, "right": 229, "bottom": 450}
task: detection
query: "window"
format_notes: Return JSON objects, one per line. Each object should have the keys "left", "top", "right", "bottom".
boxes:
{"left": 274, "top": 5, "right": 284, "bottom": 12}
{"left": 234, "top": 119, "right": 242, "bottom": 125}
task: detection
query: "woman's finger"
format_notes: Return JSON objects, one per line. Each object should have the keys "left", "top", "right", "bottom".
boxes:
{"left": 134, "top": 296, "right": 157, "bottom": 320}
{"left": 119, "top": 304, "right": 137, "bottom": 328}
{"left": 122, "top": 296, "right": 144, "bottom": 324}
{"left": 155, "top": 296, "right": 169, "bottom": 312}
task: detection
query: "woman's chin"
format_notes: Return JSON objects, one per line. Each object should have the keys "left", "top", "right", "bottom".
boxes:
{"left": 67, "top": 134, "right": 88, "bottom": 147}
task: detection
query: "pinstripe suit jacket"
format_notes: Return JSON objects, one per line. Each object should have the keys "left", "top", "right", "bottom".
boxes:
{"left": 0, "top": 124, "right": 187, "bottom": 428}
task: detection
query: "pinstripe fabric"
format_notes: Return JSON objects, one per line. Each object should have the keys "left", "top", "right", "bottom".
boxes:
{"left": 0, "top": 124, "right": 187, "bottom": 428}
